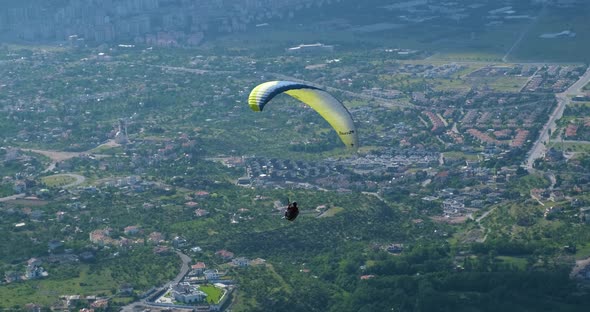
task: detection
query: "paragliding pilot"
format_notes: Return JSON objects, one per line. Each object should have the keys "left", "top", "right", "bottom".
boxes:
{"left": 284, "top": 201, "right": 299, "bottom": 221}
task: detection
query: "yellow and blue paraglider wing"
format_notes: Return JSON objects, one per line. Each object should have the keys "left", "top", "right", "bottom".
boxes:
{"left": 248, "top": 81, "right": 358, "bottom": 148}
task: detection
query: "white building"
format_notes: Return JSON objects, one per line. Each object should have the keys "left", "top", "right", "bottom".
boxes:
{"left": 286, "top": 43, "right": 333, "bottom": 54}
{"left": 171, "top": 282, "right": 207, "bottom": 303}
{"left": 204, "top": 269, "right": 220, "bottom": 280}
{"left": 232, "top": 257, "right": 249, "bottom": 267}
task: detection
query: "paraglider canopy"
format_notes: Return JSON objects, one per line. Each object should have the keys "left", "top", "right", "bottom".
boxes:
{"left": 248, "top": 81, "right": 358, "bottom": 148}
{"left": 285, "top": 202, "right": 299, "bottom": 221}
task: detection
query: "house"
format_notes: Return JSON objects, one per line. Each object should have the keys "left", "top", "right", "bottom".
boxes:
{"left": 191, "top": 262, "right": 206, "bottom": 275}
{"left": 185, "top": 201, "right": 199, "bottom": 208}
{"left": 27, "top": 258, "right": 42, "bottom": 267}
{"left": 195, "top": 191, "right": 210, "bottom": 197}
{"left": 89, "top": 228, "right": 113, "bottom": 246}
{"left": 26, "top": 264, "right": 48, "bottom": 280}
{"left": 386, "top": 244, "right": 404, "bottom": 254}
{"left": 153, "top": 246, "right": 171, "bottom": 255}
{"left": 14, "top": 180, "right": 27, "bottom": 193}
{"left": 90, "top": 299, "right": 108, "bottom": 308}
{"left": 56, "top": 211, "right": 66, "bottom": 221}
{"left": 204, "top": 269, "right": 220, "bottom": 281}
{"left": 173, "top": 236, "right": 188, "bottom": 248}
{"left": 231, "top": 257, "right": 249, "bottom": 267}
{"left": 442, "top": 199, "right": 465, "bottom": 215}
{"left": 148, "top": 232, "right": 164, "bottom": 244}
{"left": 191, "top": 246, "right": 203, "bottom": 253}
{"left": 215, "top": 249, "right": 234, "bottom": 260}
{"left": 237, "top": 177, "right": 251, "bottom": 185}
{"left": 124, "top": 225, "right": 140, "bottom": 235}
{"left": 171, "top": 282, "right": 207, "bottom": 303}
{"left": 195, "top": 208, "right": 209, "bottom": 217}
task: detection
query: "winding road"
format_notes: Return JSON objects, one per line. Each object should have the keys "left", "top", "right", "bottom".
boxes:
{"left": 120, "top": 250, "right": 192, "bottom": 311}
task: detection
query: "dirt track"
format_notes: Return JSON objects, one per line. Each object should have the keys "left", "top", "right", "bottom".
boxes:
{"left": 23, "top": 149, "right": 82, "bottom": 162}
{"left": 22, "top": 140, "right": 119, "bottom": 173}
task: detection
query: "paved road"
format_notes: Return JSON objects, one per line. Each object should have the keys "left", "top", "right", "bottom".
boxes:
{"left": 474, "top": 206, "right": 499, "bottom": 243}
{"left": 172, "top": 251, "right": 192, "bottom": 285}
{"left": 361, "top": 191, "right": 386, "bottom": 202}
{"left": 525, "top": 66, "right": 590, "bottom": 171}
{"left": 0, "top": 193, "right": 26, "bottom": 202}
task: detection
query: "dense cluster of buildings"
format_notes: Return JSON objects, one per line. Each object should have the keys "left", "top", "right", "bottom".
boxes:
{"left": 243, "top": 148, "right": 440, "bottom": 192}
{"left": 522, "top": 65, "right": 586, "bottom": 93}
{"left": 0, "top": 0, "right": 333, "bottom": 44}
{"left": 151, "top": 245, "right": 265, "bottom": 309}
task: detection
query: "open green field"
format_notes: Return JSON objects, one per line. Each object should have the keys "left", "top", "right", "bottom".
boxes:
{"left": 318, "top": 207, "right": 344, "bottom": 218}
{"left": 41, "top": 174, "right": 77, "bottom": 187}
{"left": 0, "top": 184, "right": 14, "bottom": 197}
{"left": 443, "top": 151, "right": 480, "bottom": 161}
{"left": 485, "top": 76, "right": 530, "bottom": 92}
{"left": 201, "top": 285, "right": 224, "bottom": 304}
{"left": 432, "top": 75, "right": 529, "bottom": 92}
{"left": 551, "top": 141, "right": 590, "bottom": 153}
{"left": 576, "top": 243, "right": 590, "bottom": 260}
{"left": 432, "top": 78, "right": 472, "bottom": 91}
{"left": 88, "top": 144, "right": 124, "bottom": 155}
{"left": 429, "top": 51, "right": 505, "bottom": 63}
{"left": 112, "top": 297, "right": 135, "bottom": 305}
{"left": 567, "top": 101, "right": 590, "bottom": 108}
{"left": 0, "top": 266, "right": 115, "bottom": 307}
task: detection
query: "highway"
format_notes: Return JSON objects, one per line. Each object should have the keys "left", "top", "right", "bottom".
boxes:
{"left": 525, "top": 66, "right": 590, "bottom": 171}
